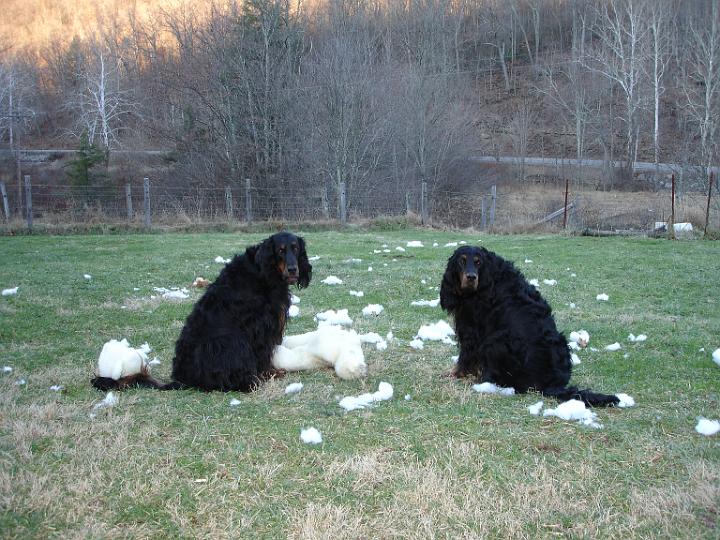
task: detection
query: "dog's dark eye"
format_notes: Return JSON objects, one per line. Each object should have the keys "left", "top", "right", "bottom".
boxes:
{"left": 460, "top": 256, "right": 467, "bottom": 263}
{"left": 474, "top": 258, "right": 480, "bottom": 266}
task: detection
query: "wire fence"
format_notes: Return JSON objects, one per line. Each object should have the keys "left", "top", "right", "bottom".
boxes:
{"left": 1, "top": 175, "right": 718, "bottom": 235}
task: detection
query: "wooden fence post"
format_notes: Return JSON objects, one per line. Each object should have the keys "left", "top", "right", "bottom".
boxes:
{"left": 321, "top": 187, "right": 330, "bottom": 220}
{"left": 670, "top": 174, "right": 675, "bottom": 239}
{"left": 421, "top": 181, "right": 428, "bottom": 225}
{"left": 405, "top": 192, "right": 411, "bottom": 215}
{"left": 489, "top": 185, "right": 497, "bottom": 230}
{"left": 125, "top": 184, "right": 133, "bottom": 222}
{"left": 143, "top": 177, "right": 151, "bottom": 230}
{"left": 481, "top": 196, "right": 486, "bottom": 229}
{"left": 245, "top": 179, "right": 252, "bottom": 222}
{"left": 339, "top": 182, "right": 347, "bottom": 224}
{"left": 562, "top": 178, "right": 569, "bottom": 229}
{"left": 705, "top": 171, "right": 714, "bottom": 237}
{"left": 24, "top": 175, "right": 32, "bottom": 230}
{"left": 0, "top": 182, "right": 9, "bottom": 221}
{"left": 225, "top": 186, "right": 233, "bottom": 219}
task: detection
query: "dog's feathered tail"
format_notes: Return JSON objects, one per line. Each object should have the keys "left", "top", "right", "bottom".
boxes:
{"left": 91, "top": 373, "right": 184, "bottom": 391}
{"left": 541, "top": 386, "right": 620, "bottom": 407}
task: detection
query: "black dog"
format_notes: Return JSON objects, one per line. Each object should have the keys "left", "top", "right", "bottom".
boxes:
{"left": 440, "top": 246, "right": 619, "bottom": 407}
{"left": 92, "top": 232, "right": 311, "bottom": 392}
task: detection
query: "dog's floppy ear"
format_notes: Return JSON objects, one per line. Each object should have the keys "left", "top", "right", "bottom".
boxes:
{"left": 440, "top": 250, "right": 461, "bottom": 313}
{"left": 254, "top": 236, "right": 278, "bottom": 276}
{"left": 296, "top": 235, "right": 312, "bottom": 289}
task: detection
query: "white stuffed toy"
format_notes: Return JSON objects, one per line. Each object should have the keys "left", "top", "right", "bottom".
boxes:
{"left": 273, "top": 326, "right": 367, "bottom": 379}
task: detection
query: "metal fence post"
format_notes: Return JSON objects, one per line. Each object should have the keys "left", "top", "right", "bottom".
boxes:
{"left": 0, "top": 181, "right": 9, "bottom": 221}
{"left": 24, "top": 175, "right": 32, "bottom": 230}
{"left": 245, "top": 179, "right": 252, "bottom": 222}
{"left": 339, "top": 182, "right": 347, "bottom": 224}
{"left": 225, "top": 186, "right": 233, "bottom": 219}
{"left": 125, "top": 184, "right": 133, "bottom": 222}
{"left": 489, "top": 185, "right": 497, "bottom": 229}
{"left": 421, "top": 181, "right": 428, "bottom": 225}
{"left": 143, "top": 177, "right": 151, "bottom": 230}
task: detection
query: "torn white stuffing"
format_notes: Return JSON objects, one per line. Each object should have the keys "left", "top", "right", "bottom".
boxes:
{"left": 451, "top": 355, "right": 459, "bottom": 363}
{"left": 285, "top": 382, "right": 304, "bottom": 394}
{"left": 367, "top": 266, "right": 373, "bottom": 272}
{"left": 92, "top": 391, "right": 118, "bottom": 411}
{"left": 695, "top": 418, "right": 720, "bottom": 436}
{"left": 411, "top": 298, "right": 440, "bottom": 307}
{"left": 628, "top": 333, "right": 647, "bottom": 342}
{"left": 321, "top": 276, "right": 343, "bottom": 285}
{"left": 444, "top": 242, "right": 458, "bottom": 247}
{"left": 415, "top": 320, "right": 455, "bottom": 343}
{"left": 404, "top": 394, "right": 412, "bottom": 401}
{"left": 362, "top": 304, "right": 384, "bottom": 316}
{"left": 605, "top": 342, "right": 622, "bottom": 352}
{"left": 84, "top": 274, "right": 92, "bottom": 280}
{"left": 315, "top": 309, "right": 353, "bottom": 327}
{"left": 300, "top": 427, "right": 323, "bottom": 444}
{"left": 2, "top": 366, "right": 12, "bottom": 373}
{"left": 524, "top": 259, "right": 533, "bottom": 263}
{"left": 288, "top": 305, "right": 300, "bottom": 318}
{"left": 359, "top": 332, "right": 388, "bottom": 351}
{"left": 543, "top": 279, "right": 557, "bottom": 286}
{"left": 568, "top": 341, "right": 580, "bottom": 351}
{"left": 153, "top": 287, "right": 189, "bottom": 300}
{"left": 214, "top": 256, "right": 230, "bottom": 264}
{"left": 344, "top": 258, "right": 362, "bottom": 264}
{"left": 349, "top": 290, "right": 364, "bottom": 297}
{"left": 615, "top": 393, "right": 635, "bottom": 408}
{"left": 472, "top": 382, "right": 515, "bottom": 396}
{"left": 433, "top": 242, "right": 439, "bottom": 247}
{"left": 291, "top": 294, "right": 301, "bottom": 304}
{"left": 713, "top": 348, "right": 720, "bottom": 367}
{"left": 2, "top": 287, "right": 18, "bottom": 296}
{"left": 528, "top": 401, "right": 544, "bottom": 415}
{"left": 409, "top": 339, "right": 424, "bottom": 350}
{"left": 569, "top": 302, "right": 577, "bottom": 309}
{"left": 339, "top": 382, "right": 393, "bottom": 411}
{"left": 386, "top": 332, "right": 394, "bottom": 342}
{"left": 528, "top": 279, "right": 539, "bottom": 288}
{"left": 309, "top": 256, "right": 320, "bottom": 261}
{"left": 229, "top": 398, "right": 241, "bottom": 406}
{"left": 543, "top": 399, "right": 602, "bottom": 429}
{"left": 15, "top": 378, "right": 26, "bottom": 386}
{"left": 395, "top": 246, "right": 406, "bottom": 252}
{"left": 596, "top": 293, "right": 609, "bottom": 301}
{"left": 406, "top": 241, "right": 424, "bottom": 247}
{"left": 571, "top": 353, "right": 581, "bottom": 366}
{"left": 50, "top": 385, "right": 63, "bottom": 391}
{"left": 148, "top": 357, "right": 161, "bottom": 366}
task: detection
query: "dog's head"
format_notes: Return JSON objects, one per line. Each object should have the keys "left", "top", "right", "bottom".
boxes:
{"left": 255, "top": 232, "right": 312, "bottom": 289}
{"left": 440, "top": 246, "right": 490, "bottom": 311}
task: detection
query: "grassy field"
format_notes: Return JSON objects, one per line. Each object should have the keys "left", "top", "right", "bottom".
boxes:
{"left": 0, "top": 230, "right": 718, "bottom": 539}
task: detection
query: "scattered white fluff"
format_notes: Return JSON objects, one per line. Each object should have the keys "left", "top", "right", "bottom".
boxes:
{"left": 406, "top": 241, "right": 424, "bottom": 247}
{"left": 300, "top": 427, "right": 323, "bottom": 444}
{"left": 382, "top": 244, "right": 388, "bottom": 248}
{"left": 133, "top": 287, "right": 140, "bottom": 291}
{"left": 433, "top": 242, "right": 439, "bottom": 247}
{"left": 528, "top": 401, "right": 544, "bottom": 415}
{"left": 359, "top": 332, "right": 388, "bottom": 351}
{"left": 568, "top": 341, "right": 580, "bottom": 351}
{"left": 395, "top": 246, "right": 406, "bottom": 252}
{"left": 338, "top": 381, "right": 393, "bottom": 411}
{"left": 415, "top": 320, "right": 455, "bottom": 344}
{"left": 699, "top": 347, "right": 705, "bottom": 352}
{"left": 451, "top": 355, "right": 459, "bottom": 363}
{"left": 375, "top": 340, "right": 388, "bottom": 351}
{"left": 543, "top": 399, "right": 602, "bottom": 429}
{"left": 628, "top": 333, "right": 647, "bottom": 343}
{"left": 543, "top": 279, "right": 557, "bottom": 286}
{"left": 344, "top": 258, "right": 362, "bottom": 264}
{"left": 368, "top": 266, "right": 373, "bottom": 272}
{"left": 472, "top": 382, "right": 515, "bottom": 396}
{"left": 15, "top": 378, "right": 26, "bottom": 386}
{"left": 615, "top": 393, "right": 635, "bottom": 408}
{"left": 695, "top": 418, "right": 720, "bottom": 436}
{"left": 96, "top": 339, "right": 149, "bottom": 380}
{"left": 84, "top": 274, "right": 92, "bottom": 280}
{"left": 596, "top": 293, "right": 609, "bottom": 301}
{"left": 409, "top": 339, "right": 424, "bottom": 350}
{"left": 229, "top": 398, "right": 241, "bottom": 406}
{"left": 589, "top": 347, "right": 599, "bottom": 352}
{"left": 528, "top": 279, "right": 540, "bottom": 288}
{"left": 623, "top": 353, "right": 630, "bottom": 359}
{"left": 382, "top": 249, "right": 391, "bottom": 253}
{"left": 2, "top": 366, "right": 12, "bottom": 373}
{"left": 153, "top": 287, "right": 189, "bottom": 300}
{"left": 288, "top": 305, "right": 300, "bottom": 318}
{"left": 50, "top": 385, "right": 63, "bottom": 391}
{"left": 713, "top": 348, "right": 720, "bottom": 367}
{"left": 148, "top": 357, "right": 161, "bottom": 366}
{"left": 362, "top": 304, "right": 384, "bottom": 316}
{"left": 291, "top": 294, "right": 301, "bottom": 304}
{"left": 349, "top": 290, "right": 364, "bottom": 297}
{"left": 386, "top": 332, "right": 394, "bottom": 342}
{"left": 524, "top": 259, "right": 533, "bottom": 263}
{"left": 277, "top": 326, "right": 367, "bottom": 380}
{"left": 411, "top": 298, "right": 440, "bottom": 307}
{"left": 285, "top": 382, "right": 304, "bottom": 394}
{"left": 373, "top": 249, "right": 382, "bottom": 254}
{"left": 571, "top": 353, "right": 581, "bottom": 366}
{"left": 404, "top": 394, "right": 412, "bottom": 401}
{"left": 315, "top": 309, "right": 353, "bottom": 327}
{"left": 421, "top": 279, "right": 426, "bottom": 284}
{"left": 321, "top": 276, "right": 343, "bottom": 285}
{"left": 2, "top": 287, "right": 18, "bottom": 296}
{"left": 569, "top": 330, "right": 590, "bottom": 348}
{"left": 459, "top": 241, "right": 467, "bottom": 245}
{"left": 383, "top": 263, "right": 388, "bottom": 266}
{"left": 605, "top": 342, "right": 622, "bottom": 352}
{"left": 569, "top": 302, "right": 577, "bottom": 309}
{"left": 570, "top": 273, "right": 577, "bottom": 278}
{"left": 92, "top": 391, "right": 119, "bottom": 411}
{"left": 444, "top": 242, "right": 458, "bottom": 247}
{"left": 309, "top": 255, "right": 320, "bottom": 261}
{"left": 214, "top": 256, "right": 230, "bottom": 264}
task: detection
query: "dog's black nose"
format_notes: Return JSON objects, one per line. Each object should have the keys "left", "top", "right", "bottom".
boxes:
{"left": 287, "top": 266, "right": 298, "bottom": 276}
{"left": 465, "top": 273, "right": 477, "bottom": 281}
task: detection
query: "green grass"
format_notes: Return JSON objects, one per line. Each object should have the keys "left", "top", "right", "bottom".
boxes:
{"left": 0, "top": 230, "right": 719, "bottom": 539}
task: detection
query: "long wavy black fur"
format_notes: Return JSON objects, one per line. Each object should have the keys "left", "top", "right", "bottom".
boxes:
{"left": 440, "top": 246, "right": 619, "bottom": 407}
{"left": 92, "top": 232, "right": 311, "bottom": 392}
